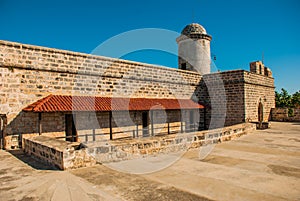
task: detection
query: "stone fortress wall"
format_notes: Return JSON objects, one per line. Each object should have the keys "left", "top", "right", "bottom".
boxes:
{"left": 0, "top": 40, "right": 201, "bottom": 123}
{"left": 244, "top": 71, "right": 275, "bottom": 122}
{"left": 196, "top": 70, "right": 274, "bottom": 126}
{"left": 0, "top": 40, "right": 275, "bottom": 149}
{"left": 0, "top": 40, "right": 202, "bottom": 149}
{"left": 271, "top": 108, "right": 300, "bottom": 122}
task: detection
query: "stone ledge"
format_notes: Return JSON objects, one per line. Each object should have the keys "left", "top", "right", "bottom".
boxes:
{"left": 86, "top": 123, "right": 256, "bottom": 163}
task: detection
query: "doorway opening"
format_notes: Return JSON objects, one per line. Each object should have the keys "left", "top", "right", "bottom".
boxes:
{"left": 65, "top": 114, "right": 77, "bottom": 142}
{"left": 142, "top": 112, "right": 148, "bottom": 137}
{"left": 258, "top": 102, "right": 264, "bottom": 123}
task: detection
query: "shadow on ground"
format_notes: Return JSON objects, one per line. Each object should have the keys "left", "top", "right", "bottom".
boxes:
{"left": 8, "top": 149, "right": 59, "bottom": 171}
{"left": 291, "top": 122, "right": 300, "bottom": 125}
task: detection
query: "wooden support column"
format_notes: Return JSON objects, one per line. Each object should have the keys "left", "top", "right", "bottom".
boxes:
{"left": 109, "top": 111, "right": 113, "bottom": 140}
{"left": 167, "top": 122, "right": 170, "bottom": 134}
{"left": 92, "top": 129, "right": 96, "bottom": 141}
{"left": 197, "top": 108, "right": 201, "bottom": 131}
{"left": 203, "top": 108, "right": 207, "bottom": 130}
{"left": 136, "top": 124, "right": 139, "bottom": 137}
{"left": 73, "top": 114, "right": 78, "bottom": 142}
{"left": 150, "top": 111, "right": 154, "bottom": 136}
{"left": 38, "top": 113, "right": 42, "bottom": 135}
{"left": 180, "top": 111, "right": 183, "bottom": 133}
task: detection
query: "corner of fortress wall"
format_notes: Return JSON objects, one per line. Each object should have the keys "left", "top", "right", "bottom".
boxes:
{"left": 196, "top": 70, "right": 275, "bottom": 125}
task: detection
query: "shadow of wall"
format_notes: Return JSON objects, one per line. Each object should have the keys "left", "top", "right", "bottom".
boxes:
{"left": 5, "top": 111, "right": 66, "bottom": 149}
{"left": 193, "top": 71, "right": 246, "bottom": 129}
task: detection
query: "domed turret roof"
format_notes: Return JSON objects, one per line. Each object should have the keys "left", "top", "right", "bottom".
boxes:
{"left": 181, "top": 23, "right": 207, "bottom": 36}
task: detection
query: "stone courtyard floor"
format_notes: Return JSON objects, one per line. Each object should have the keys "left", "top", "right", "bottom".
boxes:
{"left": 0, "top": 122, "right": 299, "bottom": 201}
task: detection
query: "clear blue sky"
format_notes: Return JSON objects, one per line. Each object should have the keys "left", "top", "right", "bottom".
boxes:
{"left": 1, "top": 0, "right": 299, "bottom": 93}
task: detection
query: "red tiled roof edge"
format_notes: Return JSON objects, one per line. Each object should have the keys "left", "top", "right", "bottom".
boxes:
{"left": 23, "top": 94, "right": 53, "bottom": 112}
{"left": 22, "top": 95, "right": 204, "bottom": 112}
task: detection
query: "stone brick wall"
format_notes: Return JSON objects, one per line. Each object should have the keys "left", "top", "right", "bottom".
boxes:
{"left": 196, "top": 70, "right": 274, "bottom": 127}
{"left": 23, "top": 123, "right": 255, "bottom": 169}
{"left": 244, "top": 71, "right": 275, "bottom": 122}
{"left": 23, "top": 135, "right": 96, "bottom": 170}
{"left": 87, "top": 123, "right": 256, "bottom": 163}
{"left": 0, "top": 40, "right": 275, "bottom": 149}
{"left": 196, "top": 70, "right": 246, "bottom": 127}
{"left": 4, "top": 112, "right": 66, "bottom": 149}
{"left": 249, "top": 61, "right": 272, "bottom": 78}
{"left": 0, "top": 40, "right": 201, "bottom": 124}
{"left": 0, "top": 40, "right": 201, "bottom": 148}
{"left": 271, "top": 108, "right": 300, "bottom": 122}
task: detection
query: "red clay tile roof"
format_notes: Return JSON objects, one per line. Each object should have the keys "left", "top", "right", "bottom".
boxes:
{"left": 23, "top": 95, "right": 204, "bottom": 112}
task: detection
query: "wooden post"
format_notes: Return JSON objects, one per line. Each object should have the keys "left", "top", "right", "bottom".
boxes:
{"left": 92, "top": 129, "right": 96, "bottom": 141}
{"left": 73, "top": 114, "right": 78, "bottom": 142}
{"left": 167, "top": 122, "right": 170, "bottom": 134}
{"left": 203, "top": 108, "right": 207, "bottom": 130}
{"left": 38, "top": 113, "right": 42, "bottom": 135}
{"left": 180, "top": 111, "right": 183, "bottom": 133}
{"left": 85, "top": 134, "right": 88, "bottom": 142}
{"left": 150, "top": 111, "right": 154, "bottom": 136}
{"left": 109, "top": 111, "right": 113, "bottom": 140}
{"left": 180, "top": 121, "right": 183, "bottom": 133}
{"left": 136, "top": 124, "right": 139, "bottom": 137}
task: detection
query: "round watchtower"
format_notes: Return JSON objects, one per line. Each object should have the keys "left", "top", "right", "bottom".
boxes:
{"left": 176, "top": 23, "right": 212, "bottom": 74}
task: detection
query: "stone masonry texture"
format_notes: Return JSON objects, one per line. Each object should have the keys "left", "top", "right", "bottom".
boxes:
{"left": 0, "top": 40, "right": 275, "bottom": 149}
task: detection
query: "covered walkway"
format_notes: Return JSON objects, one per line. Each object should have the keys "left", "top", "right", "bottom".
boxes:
{"left": 23, "top": 95, "right": 205, "bottom": 142}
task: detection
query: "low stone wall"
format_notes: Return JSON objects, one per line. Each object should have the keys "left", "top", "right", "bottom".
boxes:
{"left": 86, "top": 123, "right": 256, "bottom": 163}
{"left": 23, "top": 123, "right": 255, "bottom": 168}
{"left": 23, "top": 136, "right": 96, "bottom": 170}
{"left": 271, "top": 108, "right": 300, "bottom": 122}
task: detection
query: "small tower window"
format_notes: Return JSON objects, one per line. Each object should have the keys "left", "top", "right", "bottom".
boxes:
{"left": 181, "top": 63, "right": 187, "bottom": 70}
{"left": 259, "top": 64, "right": 262, "bottom": 74}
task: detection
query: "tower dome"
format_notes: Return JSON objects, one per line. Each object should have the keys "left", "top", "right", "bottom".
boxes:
{"left": 176, "top": 23, "right": 212, "bottom": 74}
{"left": 181, "top": 23, "right": 207, "bottom": 36}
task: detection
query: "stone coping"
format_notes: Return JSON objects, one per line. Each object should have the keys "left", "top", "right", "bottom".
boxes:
{"left": 85, "top": 123, "right": 254, "bottom": 148}
{"left": 0, "top": 39, "right": 201, "bottom": 75}
{"left": 23, "top": 135, "right": 80, "bottom": 152}
{"left": 84, "top": 123, "right": 257, "bottom": 163}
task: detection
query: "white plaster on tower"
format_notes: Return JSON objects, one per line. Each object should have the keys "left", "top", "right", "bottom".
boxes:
{"left": 176, "top": 23, "right": 212, "bottom": 74}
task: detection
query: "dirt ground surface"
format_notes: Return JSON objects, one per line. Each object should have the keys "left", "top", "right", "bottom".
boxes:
{"left": 0, "top": 122, "right": 299, "bottom": 201}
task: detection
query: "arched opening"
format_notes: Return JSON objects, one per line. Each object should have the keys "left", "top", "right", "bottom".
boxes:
{"left": 258, "top": 102, "right": 264, "bottom": 123}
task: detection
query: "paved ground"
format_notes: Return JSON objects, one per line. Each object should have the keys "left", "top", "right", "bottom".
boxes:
{"left": 0, "top": 122, "right": 299, "bottom": 201}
